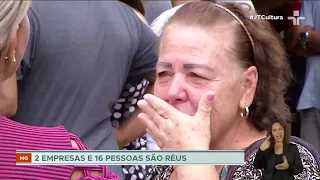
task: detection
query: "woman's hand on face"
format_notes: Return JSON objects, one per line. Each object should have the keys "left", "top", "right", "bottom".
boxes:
{"left": 137, "top": 91, "right": 215, "bottom": 150}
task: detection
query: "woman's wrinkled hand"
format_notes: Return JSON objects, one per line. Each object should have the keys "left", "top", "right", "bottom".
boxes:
{"left": 137, "top": 91, "right": 215, "bottom": 150}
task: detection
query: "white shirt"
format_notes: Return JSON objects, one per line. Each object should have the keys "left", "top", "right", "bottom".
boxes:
{"left": 151, "top": 1, "right": 256, "bottom": 37}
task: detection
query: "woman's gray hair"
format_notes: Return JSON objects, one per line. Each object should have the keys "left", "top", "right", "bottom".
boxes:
{"left": 0, "top": 0, "right": 31, "bottom": 55}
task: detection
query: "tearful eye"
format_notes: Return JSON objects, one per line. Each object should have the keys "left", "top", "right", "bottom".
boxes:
{"left": 190, "top": 72, "right": 202, "bottom": 79}
{"left": 157, "top": 71, "right": 171, "bottom": 77}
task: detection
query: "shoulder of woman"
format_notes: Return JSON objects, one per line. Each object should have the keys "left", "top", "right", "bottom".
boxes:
{"left": 288, "top": 137, "right": 320, "bottom": 178}
{"left": 68, "top": 133, "right": 90, "bottom": 150}
{"left": 289, "top": 136, "right": 319, "bottom": 159}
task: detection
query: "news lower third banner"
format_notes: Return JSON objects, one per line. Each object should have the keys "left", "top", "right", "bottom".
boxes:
{"left": 16, "top": 150, "right": 244, "bottom": 166}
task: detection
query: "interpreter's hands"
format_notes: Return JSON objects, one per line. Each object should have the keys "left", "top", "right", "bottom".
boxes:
{"left": 260, "top": 136, "right": 271, "bottom": 151}
{"left": 137, "top": 91, "right": 215, "bottom": 150}
{"left": 275, "top": 156, "right": 289, "bottom": 170}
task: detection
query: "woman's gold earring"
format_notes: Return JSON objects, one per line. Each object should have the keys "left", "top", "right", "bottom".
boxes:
{"left": 5, "top": 56, "right": 16, "bottom": 63}
{"left": 240, "top": 107, "right": 249, "bottom": 119}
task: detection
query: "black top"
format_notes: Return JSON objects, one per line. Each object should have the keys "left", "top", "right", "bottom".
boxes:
{"left": 253, "top": 143, "right": 303, "bottom": 180}
{"left": 273, "top": 153, "right": 287, "bottom": 180}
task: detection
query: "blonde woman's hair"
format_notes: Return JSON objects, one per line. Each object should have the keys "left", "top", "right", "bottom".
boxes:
{"left": 0, "top": 0, "right": 31, "bottom": 56}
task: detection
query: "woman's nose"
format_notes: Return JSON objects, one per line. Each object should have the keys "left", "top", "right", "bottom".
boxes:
{"left": 167, "top": 75, "right": 187, "bottom": 104}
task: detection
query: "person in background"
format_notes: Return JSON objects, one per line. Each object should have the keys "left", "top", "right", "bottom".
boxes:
{"left": 253, "top": 121, "right": 303, "bottom": 180}
{"left": 170, "top": 0, "right": 192, "bottom": 7}
{"left": 14, "top": 1, "right": 158, "bottom": 178}
{"left": 142, "top": 0, "right": 172, "bottom": 25}
{"left": 289, "top": 0, "right": 320, "bottom": 156}
{"left": 150, "top": 0, "right": 256, "bottom": 37}
{"left": 0, "top": 0, "right": 24, "bottom": 118}
{"left": 0, "top": 1, "right": 119, "bottom": 179}
{"left": 137, "top": 1, "right": 320, "bottom": 179}
{"left": 115, "top": 1, "right": 159, "bottom": 179}
{"left": 253, "top": 0, "right": 305, "bottom": 138}
{"left": 119, "top": 0, "right": 145, "bottom": 20}
{"left": 281, "top": 0, "right": 305, "bottom": 138}
{"left": 149, "top": 0, "right": 191, "bottom": 37}
{"left": 251, "top": 0, "right": 284, "bottom": 16}
{"left": 116, "top": 0, "right": 159, "bottom": 152}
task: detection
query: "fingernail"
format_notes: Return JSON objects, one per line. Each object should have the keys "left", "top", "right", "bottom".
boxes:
{"left": 207, "top": 91, "right": 215, "bottom": 101}
{"left": 146, "top": 128, "right": 151, "bottom": 133}
{"left": 143, "top": 94, "right": 151, "bottom": 100}
{"left": 137, "top": 113, "right": 142, "bottom": 119}
{"left": 137, "top": 100, "right": 146, "bottom": 107}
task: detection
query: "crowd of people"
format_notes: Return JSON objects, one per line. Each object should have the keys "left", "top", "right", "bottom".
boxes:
{"left": 0, "top": 0, "right": 319, "bottom": 180}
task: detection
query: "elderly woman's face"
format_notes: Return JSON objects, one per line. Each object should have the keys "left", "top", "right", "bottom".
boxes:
{"left": 154, "top": 27, "right": 257, "bottom": 142}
